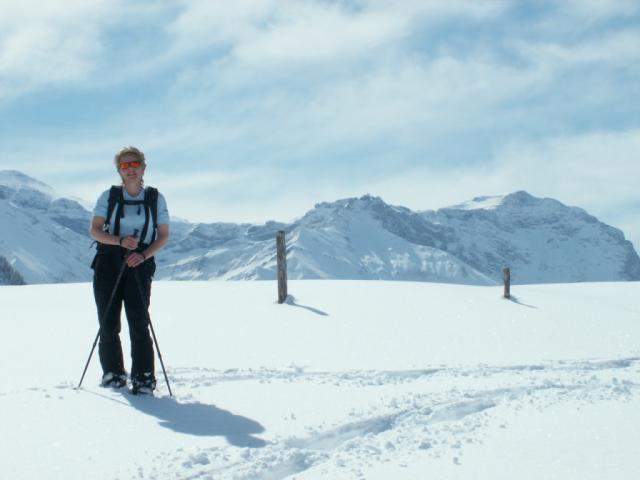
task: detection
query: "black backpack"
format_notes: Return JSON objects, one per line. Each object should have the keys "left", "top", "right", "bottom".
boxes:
{"left": 103, "top": 185, "right": 159, "bottom": 244}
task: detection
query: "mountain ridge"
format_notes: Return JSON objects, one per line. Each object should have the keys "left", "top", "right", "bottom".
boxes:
{"left": 1, "top": 170, "right": 638, "bottom": 285}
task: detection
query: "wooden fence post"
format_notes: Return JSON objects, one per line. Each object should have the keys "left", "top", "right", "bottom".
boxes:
{"left": 276, "top": 230, "right": 288, "bottom": 304}
{"left": 503, "top": 267, "right": 511, "bottom": 299}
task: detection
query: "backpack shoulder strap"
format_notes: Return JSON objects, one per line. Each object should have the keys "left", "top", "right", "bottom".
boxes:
{"left": 144, "top": 187, "right": 159, "bottom": 227}
{"left": 143, "top": 186, "right": 159, "bottom": 243}
{"left": 104, "top": 186, "right": 124, "bottom": 234}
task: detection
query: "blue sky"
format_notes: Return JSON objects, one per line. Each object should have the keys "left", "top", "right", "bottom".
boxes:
{"left": 1, "top": 0, "right": 639, "bottom": 249}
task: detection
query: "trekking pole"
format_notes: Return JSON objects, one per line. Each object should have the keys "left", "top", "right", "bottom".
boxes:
{"left": 133, "top": 267, "right": 173, "bottom": 397}
{"left": 77, "top": 229, "right": 138, "bottom": 390}
{"left": 77, "top": 256, "right": 128, "bottom": 389}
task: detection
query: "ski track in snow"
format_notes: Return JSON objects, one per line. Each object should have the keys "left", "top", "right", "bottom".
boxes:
{"left": 18, "top": 357, "right": 636, "bottom": 480}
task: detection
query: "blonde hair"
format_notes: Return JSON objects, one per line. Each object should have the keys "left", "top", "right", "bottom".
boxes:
{"left": 114, "top": 146, "right": 146, "bottom": 167}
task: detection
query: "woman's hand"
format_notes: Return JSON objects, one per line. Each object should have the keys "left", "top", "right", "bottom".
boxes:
{"left": 126, "top": 252, "right": 146, "bottom": 268}
{"left": 119, "top": 235, "right": 139, "bottom": 250}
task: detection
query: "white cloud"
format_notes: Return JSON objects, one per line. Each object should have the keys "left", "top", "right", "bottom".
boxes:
{"left": 159, "top": 1, "right": 640, "bottom": 166}
{"left": 515, "top": 28, "right": 640, "bottom": 72}
{"left": 149, "top": 168, "right": 253, "bottom": 192}
{"left": 0, "top": 0, "right": 177, "bottom": 98}
{"left": 166, "top": 0, "right": 505, "bottom": 68}
{"left": 162, "top": 42, "right": 543, "bottom": 165}
{"left": 495, "top": 130, "right": 640, "bottom": 206}
{"left": 382, "top": 129, "right": 640, "bottom": 209}
{"left": 0, "top": 0, "right": 116, "bottom": 96}
{"left": 561, "top": 0, "right": 640, "bottom": 21}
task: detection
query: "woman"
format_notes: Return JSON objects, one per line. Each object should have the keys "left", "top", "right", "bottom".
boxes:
{"left": 89, "top": 146, "right": 170, "bottom": 394}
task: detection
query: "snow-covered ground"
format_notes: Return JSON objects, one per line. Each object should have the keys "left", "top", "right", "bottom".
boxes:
{"left": 1, "top": 280, "right": 639, "bottom": 479}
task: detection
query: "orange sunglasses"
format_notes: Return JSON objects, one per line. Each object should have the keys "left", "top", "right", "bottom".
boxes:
{"left": 119, "top": 160, "right": 142, "bottom": 170}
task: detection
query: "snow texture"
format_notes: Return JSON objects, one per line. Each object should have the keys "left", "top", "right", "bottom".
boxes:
{"left": 0, "top": 280, "right": 639, "bottom": 479}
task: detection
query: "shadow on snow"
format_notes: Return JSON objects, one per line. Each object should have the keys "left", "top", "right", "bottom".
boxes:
{"left": 508, "top": 295, "right": 538, "bottom": 309}
{"left": 123, "top": 394, "right": 267, "bottom": 448}
{"left": 284, "top": 294, "right": 329, "bottom": 316}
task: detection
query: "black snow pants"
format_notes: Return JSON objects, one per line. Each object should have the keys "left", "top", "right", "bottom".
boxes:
{"left": 91, "top": 245, "right": 156, "bottom": 380}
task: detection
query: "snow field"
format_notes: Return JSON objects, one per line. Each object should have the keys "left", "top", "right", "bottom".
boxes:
{"left": 0, "top": 280, "right": 638, "bottom": 479}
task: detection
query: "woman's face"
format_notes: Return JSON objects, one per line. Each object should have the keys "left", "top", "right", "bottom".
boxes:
{"left": 118, "top": 154, "right": 146, "bottom": 184}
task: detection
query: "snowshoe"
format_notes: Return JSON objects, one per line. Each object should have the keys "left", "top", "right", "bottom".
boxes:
{"left": 131, "top": 372, "right": 156, "bottom": 396}
{"left": 130, "top": 385, "right": 154, "bottom": 396}
{"left": 101, "top": 372, "right": 127, "bottom": 388}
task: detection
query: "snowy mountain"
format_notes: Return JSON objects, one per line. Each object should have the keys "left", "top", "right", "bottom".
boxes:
{"left": 0, "top": 171, "right": 93, "bottom": 284}
{"left": 158, "top": 193, "right": 639, "bottom": 285}
{"left": 1, "top": 170, "right": 639, "bottom": 285}
{"left": 0, "top": 255, "right": 25, "bottom": 285}
{"left": 422, "top": 191, "right": 640, "bottom": 283}
{"left": 157, "top": 197, "right": 493, "bottom": 285}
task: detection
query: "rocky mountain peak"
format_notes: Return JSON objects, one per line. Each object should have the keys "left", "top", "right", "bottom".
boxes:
{"left": 312, "top": 194, "right": 386, "bottom": 212}
{"left": 501, "top": 190, "right": 536, "bottom": 205}
{"left": 0, "top": 170, "right": 56, "bottom": 196}
{"left": 448, "top": 191, "right": 549, "bottom": 211}
{"left": 0, "top": 170, "right": 59, "bottom": 210}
